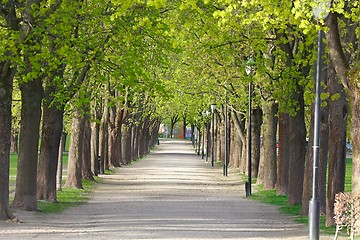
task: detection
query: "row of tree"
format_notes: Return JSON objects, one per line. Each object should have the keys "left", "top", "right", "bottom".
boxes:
{"left": 160, "top": 0, "right": 358, "bottom": 227}
{"left": 0, "top": 0, "right": 359, "bottom": 229}
{"left": 0, "top": 0, "right": 174, "bottom": 220}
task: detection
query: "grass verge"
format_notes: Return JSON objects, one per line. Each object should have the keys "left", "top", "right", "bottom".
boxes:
{"left": 250, "top": 185, "right": 348, "bottom": 237}
{"left": 247, "top": 157, "right": 353, "bottom": 238}
{"left": 37, "top": 177, "right": 99, "bottom": 213}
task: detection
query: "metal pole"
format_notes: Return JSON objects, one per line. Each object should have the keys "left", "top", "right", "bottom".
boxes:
{"left": 246, "top": 82, "right": 252, "bottom": 196}
{"left": 309, "top": 29, "right": 324, "bottom": 240}
{"left": 202, "top": 124, "right": 205, "bottom": 159}
{"left": 224, "top": 92, "right": 228, "bottom": 176}
{"left": 211, "top": 108, "right": 215, "bottom": 167}
{"left": 206, "top": 121, "right": 209, "bottom": 162}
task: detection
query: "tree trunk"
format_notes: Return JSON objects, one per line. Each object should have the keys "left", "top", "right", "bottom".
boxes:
{"left": 91, "top": 122, "right": 100, "bottom": 175}
{"left": 108, "top": 105, "right": 119, "bottom": 168}
{"left": 325, "top": 65, "right": 348, "bottom": 226}
{"left": 64, "top": 108, "right": 85, "bottom": 189}
{"left": 229, "top": 123, "right": 241, "bottom": 168}
{"left": 350, "top": 92, "right": 360, "bottom": 195}
{"left": 56, "top": 132, "right": 66, "bottom": 191}
{"left": 325, "top": 12, "right": 359, "bottom": 195}
{"left": 170, "top": 115, "right": 179, "bottom": 138}
{"left": 121, "top": 124, "right": 129, "bottom": 164}
{"left": 82, "top": 116, "right": 94, "bottom": 180}
{"left": 288, "top": 88, "right": 306, "bottom": 205}
{"left": 183, "top": 116, "right": 187, "bottom": 139}
{"left": 99, "top": 104, "right": 109, "bottom": 173}
{"left": 12, "top": 77, "right": 43, "bottom": 211}
{"left": 37, "top": 101, "right": 64, "bottom": 201}
{"left": 231, "top": 111, "right": 246, "bottom": 174}
{"left": 10, "top": 132, "right": 18, "bottom": 153}
{"left": 252, "top": 107, "right": 263, "bottom": 179}
{"left": 276, "top": 113, "right": 290, "bottom": 195}
{"left": 0, "top": 60, "right": 16, "bottom": 220}
{"left": 301, "top": 99, "right": 329, "bottom": 215}
{"left": 262, "top": 100, "right": 278, "bottom": 190}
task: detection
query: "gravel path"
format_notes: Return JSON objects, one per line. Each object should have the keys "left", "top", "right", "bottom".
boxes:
{"left": 0, "top": 139, "right": 340, "bottom": 239}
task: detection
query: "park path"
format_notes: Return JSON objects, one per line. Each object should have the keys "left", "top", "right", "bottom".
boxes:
{"left": 0, "top": 139, "right": 337, "bottom": 239}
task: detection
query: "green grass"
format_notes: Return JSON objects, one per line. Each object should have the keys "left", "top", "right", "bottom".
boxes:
{"left": 345, "top": 158, "right": 352, "bottom": 192}
{"left": 249, "top": 158, "right": 353, "bottom": 237}
{"left": 10, "top": 153, "right": 18, "bottom": 176}
{"left": 9, "top": 150, "right": 108, "bottom": 214}
{"left": 37, "top": 178, "right": 98, "bottom": 213}
{"left": 10, "top": 152, "right": 69, "bottom": 177}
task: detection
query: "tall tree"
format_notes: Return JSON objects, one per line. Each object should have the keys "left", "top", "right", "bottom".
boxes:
{"left": 326, "top": 64, "right": 348, "bottom": 226}
{"left": 0, "top": 60, "right": 16, "bottom": 219}
{"left": 65, "top": 107, "right": 85, "bottom": 189}
{"left": 325, "top": 12, "right": 359, "bottom": 194}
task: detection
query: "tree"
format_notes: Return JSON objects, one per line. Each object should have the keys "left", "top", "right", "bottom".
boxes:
{"left": 65, "top": 107, "right": 85, "bottom": 189}
{"left": 326, "top": 64, "right": 348, "bottom": 226}
{"left": 0, "top": 60, "right": 16, "bottom": 219}
{"left": 324, "top": 6, "right": 360, "bottom": 195}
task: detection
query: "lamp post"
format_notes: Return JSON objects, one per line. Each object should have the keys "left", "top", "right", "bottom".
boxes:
{"left": 205, "top": 110, "right": 210, "bottom": 162}
{"left": 211, "top": 104, "right": 216, "bottom": 167}
{"left": 309, "top": 1, "right": 331, "bottom": 239}
{"left": 245, "top": 57, "right": 254, "bottom": 197}
{"left": 224, "top": 91, "right": 229, "bottom": 176}
{"left": 201, "top": 116, "right": 205, "bottom": 159}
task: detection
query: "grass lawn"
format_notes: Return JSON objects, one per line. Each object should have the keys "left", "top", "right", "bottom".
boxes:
{"left": 37, "top": 178, "right": 98, "bottom": 213}
{"left": 249, "top": 157, "right": 353, "bottom": 237}
{"left": 9, "top": 151, "right": 98, "bottom": 214}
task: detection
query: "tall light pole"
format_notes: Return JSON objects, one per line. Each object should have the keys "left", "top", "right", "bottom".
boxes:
{"left": 245, "top": 57, "right": 254, "bottom": 197}
{"left": 309, "top": 1, "right": 331, "bottom": 239}
{"left": 205, "top": 110, "right": 210, "bottom": 162}
{"left": 211, "top": 104, "right": 216, "bottom": 167}
{"left": 224, "top": 91, "right": 229, "bottom": 176}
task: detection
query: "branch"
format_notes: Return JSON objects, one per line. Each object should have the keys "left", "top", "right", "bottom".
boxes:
{"left": 325, "top": 13, "right": 350, "bottom": 90}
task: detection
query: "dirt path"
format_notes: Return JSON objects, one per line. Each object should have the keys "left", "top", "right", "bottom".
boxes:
{"left": 0, "top": 139, "right": 339, "bottom": 239}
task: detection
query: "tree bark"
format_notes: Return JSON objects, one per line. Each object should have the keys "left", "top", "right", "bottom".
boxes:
{"left": 276, "top": 113, "right": 290, "bottom": 195}
{"left": 121, "top": 124, "right": 132, "bottom": 164}
{"left": 231, "top": 111, "right": 246, "bottom": 174}
{"left": 82, "top": 115, "right": 94, "bottom": 180}
{"left": 262, "top": 100, "right": 278, "bottom": 190}
{"left": 325, "top": 12, "right": 360, "bottom": 195}
{"left": 252, "top": 107, "right": 263, "bottom": 179}
{"left": 99, "top": 104, "right": 109, "bottom": 173}
{"left": 326, "top": 64, "right": 347, "bottom": 226}
{"left": 37, "top": 101, "right": 64, "bottom": 201}
{"left": 182, "top": 115, "right": 187, "bottom": 139}
{"left": 56, "top": 132, "right": 66, "bottom": 191}
{"left": 10, "top": 133, "right": 18, "bottom": 153}
{"left": 108, "top": 105, "right": 120, "bottom": 168}
{"left": 64, "top": 108, "right": 85, "bottom": 189}
{"left": 91, "top": 122, "right": 100, "bottom": 175}
{"left": 0, "top": 60, "right": 16, "bottom": 220}
{"left": 288, "top": 87, "right": 306, "bottom": 205}
{"left": 170, "top": 115, "right": 179, "bottom": 138}
{"left": 12, "top": 77, "right": 43, "bottom": 211}
{"left": 301, "top": 100, "right": 329, "bottom": 215}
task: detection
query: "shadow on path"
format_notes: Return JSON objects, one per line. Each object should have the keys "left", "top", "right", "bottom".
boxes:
{"left": 0, "top": 139, "right": 336, "bottom": 239}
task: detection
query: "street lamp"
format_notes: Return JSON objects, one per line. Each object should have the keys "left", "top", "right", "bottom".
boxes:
{"left": 211, "top": 104, "right": 216, "bottom": 167}
{"left": 205, "top": 110, "right": 210, "bottom": 162}
{"left": 224, "top": 92, "right": 229, "bottom": 176}
{"left": 245, "top": 57, "right": 255, "bottom": 197}
{"left": 309, "top": 1, "right": 331, "bottom": 240}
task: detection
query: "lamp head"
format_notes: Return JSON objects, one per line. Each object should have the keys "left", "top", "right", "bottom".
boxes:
{"left": 245, "top": 56, "right": 255, "bottom": 75}
{"left": 211, "top": 104, "right": 216, "bottom": 113}
{"left": 313, "top": 0, "right": 331, "bottom": 20}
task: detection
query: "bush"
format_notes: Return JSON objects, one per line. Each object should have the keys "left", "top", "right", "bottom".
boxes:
{"left": 334, "top": 192, "right": 360, "bottom": 239}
